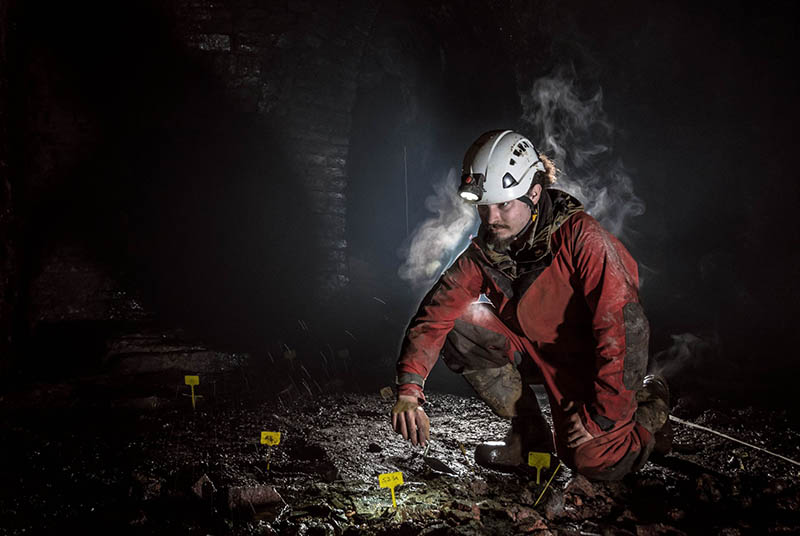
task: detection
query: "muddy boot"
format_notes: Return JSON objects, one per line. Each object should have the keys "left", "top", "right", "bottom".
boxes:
{"left": 635, "top": 374, "right": 672, "bottom": 455}
{"left": 462, "top": 363, "right": 552, "bottom": 471}
{"left": 474, "top": 413, "right": 553, "bottom": 471}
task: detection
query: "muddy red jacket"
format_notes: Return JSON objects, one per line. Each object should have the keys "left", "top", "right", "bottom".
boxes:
{"left": 395, "top": 190, "right": 649, "bottom": 435}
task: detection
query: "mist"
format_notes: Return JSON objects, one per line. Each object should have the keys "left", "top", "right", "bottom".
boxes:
{"left": 397, "top": 168, "right": 478, "bottom": 291}
{"left": 521, "top": 66, "right": 645, "bottom": 240}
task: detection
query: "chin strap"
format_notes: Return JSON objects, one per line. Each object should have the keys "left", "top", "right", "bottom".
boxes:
{"left": 517, "top": 195, "right": 536, "bottom": 211}
{"left": 511, "top": 195, "right": 538, "bottom": 242}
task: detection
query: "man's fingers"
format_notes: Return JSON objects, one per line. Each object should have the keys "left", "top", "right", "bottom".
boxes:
{"left": 390, "top": 402, "right": 431, "bottom": 447}
{"left": 405, "top": 412, "right": 418, "bottom": 446}
{"left": 417, "top": 409, "right": 430, "bottom": 446}
{"left": 398, "top": 411, "right": 408, "bottom": 440}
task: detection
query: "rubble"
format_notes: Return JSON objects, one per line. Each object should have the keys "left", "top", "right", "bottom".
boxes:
{"left": 1, "top": 387, "right": 799, "bottom": 534}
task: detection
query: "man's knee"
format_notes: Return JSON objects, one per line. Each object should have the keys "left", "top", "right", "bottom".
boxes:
{"left": 563, "top": 424, "right": 654, "bottom": 481}
{"left": 462, "top": 363, "right": 522, "bottom": 418}
{"left": 442, "top": 307, "right": 512, "bottom": 372}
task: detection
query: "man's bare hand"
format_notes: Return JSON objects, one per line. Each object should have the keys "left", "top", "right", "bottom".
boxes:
{"left": 391, "top": 394, "right": 430, "bottom": 446}
{"left": 563, "top": 401, "right": 594, "bottom": 448}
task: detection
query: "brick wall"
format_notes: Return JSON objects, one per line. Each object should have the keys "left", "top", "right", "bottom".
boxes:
{"left": 2, "top": 0, "right": 540, "bottom": 362}
{"left": 171, "top": 0, "right": 381, "bottom": 296}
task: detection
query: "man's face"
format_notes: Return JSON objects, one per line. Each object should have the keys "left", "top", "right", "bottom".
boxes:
{"left": 477, "top": 199, "right": 532, "bottom": 250}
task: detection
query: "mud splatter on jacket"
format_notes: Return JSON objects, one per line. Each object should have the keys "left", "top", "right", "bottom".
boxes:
{"left": 395, "top": 189, "right": 649, "bottom": 435}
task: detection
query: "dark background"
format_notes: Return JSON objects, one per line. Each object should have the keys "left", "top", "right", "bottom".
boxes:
{"left": 0, "top": 0, "right": 798, "bottom": 406}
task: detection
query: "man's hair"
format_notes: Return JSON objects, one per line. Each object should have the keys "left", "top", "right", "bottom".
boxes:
{"left": 531, "top": 154, "right": 558, "bottom": 191}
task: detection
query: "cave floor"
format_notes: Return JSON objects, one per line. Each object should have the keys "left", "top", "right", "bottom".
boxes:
{"left": 1, "top": 381, "right": 800, "bottom": 535}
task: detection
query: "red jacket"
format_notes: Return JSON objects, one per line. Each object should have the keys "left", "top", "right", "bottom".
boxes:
{"left": 396, "top": 191, "right": 647, "bottom": 436}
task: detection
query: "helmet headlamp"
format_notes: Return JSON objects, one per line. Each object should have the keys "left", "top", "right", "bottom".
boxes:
{"left": 458, "top": 173, "right": 485, "bottom": 203}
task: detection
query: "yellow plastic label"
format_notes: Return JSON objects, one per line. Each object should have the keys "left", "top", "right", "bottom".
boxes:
{"left": 527, "top": 451, "right": 551, "bottom": 484}
{"left": 184, "top": 375, "right": 199, "bottom": 386}
{"left": 260, "top": 431, "right": 281, "bottom": 446}
{"left": 379, "top": 472, "right": 403, "bottom": 508}
{"left": 528, "top": 452, "right": 551, "bottom": 468}
{"left": 379, "top": 471, "right": 403, "bottom": 488}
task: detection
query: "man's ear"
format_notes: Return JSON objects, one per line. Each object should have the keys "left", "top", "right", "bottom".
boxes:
{"left": 528, "top": 183, "right": 543, "bottom": 204}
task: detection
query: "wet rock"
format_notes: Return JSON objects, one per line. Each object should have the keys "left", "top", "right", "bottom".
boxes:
{"left": 447, "top": 507, "right": 476, "bottom": 524}
{"left": 419, "top": 523, "right": 454, "bottom": 535}
{"left": 191, "top": 473, "right": 216, "bottom": 501}
{"left": 666, "top": 508, "right": 685, "bottom": 522}
{"left": 695, "top": 473, "right": 723, "bottom": 503}
{"left": 447, "top": 499, "right": 480, "bottom": 525}
{"left": 540, "top": 489, "right": 565, "bottom": 521}
{"left": 565, "top": 474, "right": 598, "bottom": 499}
{"left": 635, "top": 523, "right": 686, "bottom": 535}
{"left": 130, "top": 471, "right": 164, "bottom": 501}
{"left": 764, "top": 478, "right": 788, "bottom": 495}
{"left": 226, "top": 485, "right": 286, "bottom": 520}
{"left": 506, "top": 504, "right": 547, "bottom": 531}
{"left": 469, "top": 479, "right": 488, "bottom": 496}
{"left": 129, "top": 509, "right": 148, "bottom": 526}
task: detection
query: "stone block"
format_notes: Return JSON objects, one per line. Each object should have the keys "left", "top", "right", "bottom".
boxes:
{"left": 317, "top": 213, "right": 346, "bottom": 234}
{"left": 320, "top": 238, "right": 347, "bottom": 250}
{"left": 318, "top": 272, "right": 349, "bottom": 294}
{"left": 307, "top": 191, "right": 346, "bottom": 213}
{"left": 227, "top": 485, "right": 286, "bottom": 517}
{"left": 305, "top": 175, "right": 346, "bottom": 193}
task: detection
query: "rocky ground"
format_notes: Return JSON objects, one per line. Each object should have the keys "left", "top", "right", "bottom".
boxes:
{"left": 1, "top": 370, "right": 800, "bottom": 535}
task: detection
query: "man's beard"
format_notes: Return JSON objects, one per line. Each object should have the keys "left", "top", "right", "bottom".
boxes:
{"left": 486, "top": 227, "right": 516, "bottom": 252}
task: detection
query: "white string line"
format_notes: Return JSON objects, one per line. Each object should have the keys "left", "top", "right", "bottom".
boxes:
{"left": 669, "top": 415, "right": 800, "bottom": 468}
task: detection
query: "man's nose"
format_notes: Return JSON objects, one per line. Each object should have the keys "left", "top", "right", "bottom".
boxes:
{"left": 485, "top": 206, "right": 502, "bottom": 224}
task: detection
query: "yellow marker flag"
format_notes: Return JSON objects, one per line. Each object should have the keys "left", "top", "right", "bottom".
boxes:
{"left": 527, "top": 451, "right": 551, "bottom": 484}
{"left": 378, "top": 471, "right": 404, "bottom": 508}
{"left": 184, "top": 375, "right": 199, "bottom": 410}
{"left": 260, "top": 431, "right": 281, "bottom": 446}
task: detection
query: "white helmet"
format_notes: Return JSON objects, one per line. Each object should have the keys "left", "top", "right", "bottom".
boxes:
{"left": 458, "top": 130, "right": 546, "bottom": 205}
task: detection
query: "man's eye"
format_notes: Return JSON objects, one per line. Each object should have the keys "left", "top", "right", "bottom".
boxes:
{"left": 500, "top": 202, "right": 510, "bottom": 209}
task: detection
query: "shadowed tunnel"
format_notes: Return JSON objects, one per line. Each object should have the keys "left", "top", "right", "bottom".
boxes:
{"left": 0, "top": 0, "right": 799, "bottom": 533}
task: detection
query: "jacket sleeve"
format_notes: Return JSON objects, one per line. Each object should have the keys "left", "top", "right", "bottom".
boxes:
{"left": 396, "top": 251, "right": 484, "bottom": 403}
{"left": 572, "top": 215, "right": 648, "bottom": 435}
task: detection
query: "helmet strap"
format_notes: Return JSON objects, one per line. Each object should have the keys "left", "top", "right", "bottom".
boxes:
{"left": 517, "top": 195, "right": 536, "bottom": 211}
{"left": 510, "top": 195, "right": 538, "bottom": 243}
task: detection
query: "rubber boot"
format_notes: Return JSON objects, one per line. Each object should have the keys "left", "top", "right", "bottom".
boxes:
{"left": 462, "top": 363, "right": 552, "bottom": 471}
{"left": 635, "top": 374, "right": 672, "bottom": 455}
{"left": 474, "top": 413, "right": 553, "bottom": 471}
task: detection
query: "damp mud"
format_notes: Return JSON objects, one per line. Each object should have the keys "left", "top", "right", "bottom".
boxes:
{"left": 1, "top": 379, "right": 799, "bottom": 535}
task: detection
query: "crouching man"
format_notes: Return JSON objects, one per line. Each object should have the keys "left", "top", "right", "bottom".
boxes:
{"left": 390, "top": 130, "right": 670, "bottom": 480}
